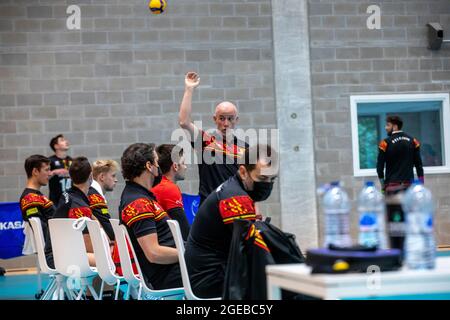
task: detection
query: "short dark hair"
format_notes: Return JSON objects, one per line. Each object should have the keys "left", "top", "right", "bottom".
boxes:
{"left": 242, "top": 144, "right": 276, "bottom": 173}
{"left": 49, "top": 134, "right": 64, "bottom": 152}
{"left": 69, "top": 157, "right": 92, "bottom": 184}
{"left": 121, "top": 143, "right": 156, "bottom": 180}
{"left": 156, "top": 144, "right": 184, "bottom": 174}
{"left": 386, "top": 115, "right": 403, "bottom": 130}
{"left": 24, "top": 155, "right": 50, "bottom": 178}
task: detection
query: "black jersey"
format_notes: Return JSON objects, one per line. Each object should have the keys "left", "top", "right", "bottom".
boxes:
{"left": 192, "top": 130, "right": 248, "bottom": 204}
{"left": 19, "top": 188, "right": 55, "bottom": 268}
{"left": 376, "top": 131, "right": 424, "bottom": 185}
{"left": 119, "top": 181, "right": 181, "bottom": 290}
{"left": 48, "top": 155, "right": 72, "bottom": 204}
{"left": 185, "top": 174, "right": 257, "bottom": 298}
{"left": 88, "top": 187, "right": 114, "bottom": 241}
{"left": 53, "top": 186, "right": 93, "bottom": 235}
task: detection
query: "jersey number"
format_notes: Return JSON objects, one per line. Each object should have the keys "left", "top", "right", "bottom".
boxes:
{"left": 60, "top": 178, "right": 72, "bottom": 192}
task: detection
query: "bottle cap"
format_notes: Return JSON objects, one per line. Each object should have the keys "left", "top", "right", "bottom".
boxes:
{"left": 365, "top": 181, "right": 375, "bottom": 187}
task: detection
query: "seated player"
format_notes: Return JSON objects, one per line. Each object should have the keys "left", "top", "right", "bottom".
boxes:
{"left": 53, "top": 156, "right": 96, "bottom": 266}
{"left": 119, "top": 143, "right": 182, "bottom": 289}
{"left": 19, "top": 155, "right": 56, "bottom": 268}
{"left": 151, "top": 144, "right": 190, "bottom": 241}
{"left": 185, "top": 144, "right": 278, "bottom": 298}
{"left": 88, "top": 160, "right": 119, "bottom": 244}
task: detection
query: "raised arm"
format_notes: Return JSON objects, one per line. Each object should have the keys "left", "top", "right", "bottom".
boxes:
{"left": 179, "top": 72, "right": 201, "bottom": 140}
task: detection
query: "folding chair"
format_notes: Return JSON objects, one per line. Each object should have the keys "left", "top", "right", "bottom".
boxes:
{"left": 29, "top": 218, "right": 73, "bottom": 300}
{"left": 110, "top": 219, "right": 184, "bottom": 300}
{"left": 86, "top": 219, "right": 126, "bottom": 300}
{"left": 167, "top": 219, "right": 221, "bottom": 300}
{"left": 49, "top": 218, "right": 100, "bottom": 300}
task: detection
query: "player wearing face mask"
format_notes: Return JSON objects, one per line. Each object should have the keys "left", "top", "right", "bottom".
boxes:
{"left": 184, "top": 144, "right": 278, "bottom": 298}
{"left": 113, "top": 143, "right": 182, "bottom": 290}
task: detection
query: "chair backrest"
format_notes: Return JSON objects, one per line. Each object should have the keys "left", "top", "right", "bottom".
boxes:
{"left": 29, "top": 218, "right": 56, "bottom": 275}
{"left": 167, "top": 219, "right": 197, "bottom": 300}
{"left": 86, "top": 219, "right": 117, "bottom": 285}
{"left": 110, "top": 219, "right": 140, "bottom": 288}
{"left": 48, "top": 218, "right": 96, "bottom": 278}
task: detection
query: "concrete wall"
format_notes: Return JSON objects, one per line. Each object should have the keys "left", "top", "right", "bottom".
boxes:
{"left": 1, "top": 1, "right": 450, "bottom": 271}
{"left": 308, "top": 0, "right": 450, "bottom": 245}
{"left": 0, "top": 0, "right": 280, "bottom": 225}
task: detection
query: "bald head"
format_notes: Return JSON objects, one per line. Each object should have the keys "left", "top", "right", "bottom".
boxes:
{"left": 213, "top": 101, "right": 239, "bottom": 136}
{"left": 214, "top": 101, "right": 238, "bottom": 117}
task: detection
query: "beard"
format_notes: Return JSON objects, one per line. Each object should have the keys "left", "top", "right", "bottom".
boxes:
{"left": 174, "top": 173, "right": 185, "bottom": 181}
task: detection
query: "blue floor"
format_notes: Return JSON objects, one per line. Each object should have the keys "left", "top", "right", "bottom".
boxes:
{"left": 0, "top": 251, "right": 448, "bottom": 300}
{"left": 0, "top": 274, "right": 50, "bottom": 300}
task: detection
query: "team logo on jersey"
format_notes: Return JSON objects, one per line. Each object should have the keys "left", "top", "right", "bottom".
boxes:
{"left": 378, "top": 140, "right": 388, "bottom": 152}
{"left": 219, "top": 195, "right": 256, "bottom": 224}
{"left": 55, "top": 161, "right": 60, "bottom": 166}
{"left": 68, "top": 206, "right": 92, "bottom": 219}
{"left": 21, "top": 193, "right": 53, "bottom": 213}
{"left": 122, "top": 198, "right": 162, "bottom": 226}
{"left": 88, "top": 193, "right": 107, "bottom": 209}
{"left": 203, "top": 131, "right": 245, "bottom": 159}
{"left": 245, "top": 224, "right": 270, "bottom": 252}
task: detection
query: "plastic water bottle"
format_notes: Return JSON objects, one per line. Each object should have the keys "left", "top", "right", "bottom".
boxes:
{"left": 402, "top": 180, "right": 436, "bottom": 270}
{"left": 358, "top": 181, "right": 387, "bottom": 249}
{"left": 323, "top": 182, "right": 352, "bottom": 248}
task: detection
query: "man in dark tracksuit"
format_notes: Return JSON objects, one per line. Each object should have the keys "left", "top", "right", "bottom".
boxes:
{"left": 185, "top": 144, "right": 278, "bottom": 298}
{"left": 377, "top": 115, "right": 424, "bottom": 193}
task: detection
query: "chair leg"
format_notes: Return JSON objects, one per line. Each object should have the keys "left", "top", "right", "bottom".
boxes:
{"left": 114, "top": 280, "right": 120, "bottom": 300}
{"left": 41, "top": 279, "right": 56, "bottom": 300}
{"left": 124, "top": 283, "right": 130, "bottom": 300}
{"left": 87, "top": 284, "right": 100, "bottom": 300}
{"left": 137, "top": 283, "right": 143, "bottom": 300}
{"left": 76, "top": 286, "right": 85, "bottom": 300}
{"left": 98, "top": 280, "right": 105, "bottom": 300}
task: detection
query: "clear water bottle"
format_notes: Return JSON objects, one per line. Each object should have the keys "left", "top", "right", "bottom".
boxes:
{"left": 358, "top": 181, "right": 387, "bottom": 249}
{"left": 402, "top": 180, "right": 436, "bottom": 270}
{"left": 323, "top": 181, "right": 352, "bottom": 248}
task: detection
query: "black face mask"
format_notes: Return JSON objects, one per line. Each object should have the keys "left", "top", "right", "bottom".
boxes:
{"left": 247, "top": 180, "right": 274, "bottom": 202}
{"left": 152, "top": 167, "right": 163, "bottom": 187}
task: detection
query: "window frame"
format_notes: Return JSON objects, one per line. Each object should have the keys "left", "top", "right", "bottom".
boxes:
{"left": 350, "top": 93, "right": 450, "bottom": 177}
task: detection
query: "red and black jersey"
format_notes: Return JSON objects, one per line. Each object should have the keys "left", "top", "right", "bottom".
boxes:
{"left": 19, "top": 188, "right": 55, "bottom": 268}
{"left": 118, "top": 181, "right": 181, "bottom": 290}
{"left": 376, "top": 131, "right": 424, "bottom": 185}
{"left": 53, "top": 186, "right": 92, "bottom": 234}
{"left": 88, "top": 187, "right": 114, "bottom": 241}
{"left": 191, "top": 130, "right": 248, "bottom": 203}
{"left": 185, "top": 174, "right": 256, "bottom": 298}
{"left": 151, "top": 176, "right": 190, "bottom": 241}
{"left": 48, "top": 155, "right": 72, "bottom": 204}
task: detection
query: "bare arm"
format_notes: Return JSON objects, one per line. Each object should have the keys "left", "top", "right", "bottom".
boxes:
{"left": 83, "top": 234, "right": 96, "bottom": 267}
{"left": 179, "top": 72, "right": 201, "bottom": 140}
{"left": 137, "top": 233, "right": 178, "bottom": 265}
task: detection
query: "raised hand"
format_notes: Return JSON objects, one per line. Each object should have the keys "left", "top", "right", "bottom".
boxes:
{"left": 185, "top": 71, "right": 200, "bottom": 90}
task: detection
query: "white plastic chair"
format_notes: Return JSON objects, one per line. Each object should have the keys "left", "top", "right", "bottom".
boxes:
{"left": 86, "top": 219, "right": 125, "bottom": 300}
{"left": 110, "top": 219, "right": 185, "bottom": 300}
{"left": 29, "top": 218, "right": 74, "bottom": 300}
{"left": 48, "top": 218, "right": 100, "bottom": 300}
{"left": 167, "top": 219, "right": 221, "bottom": 300}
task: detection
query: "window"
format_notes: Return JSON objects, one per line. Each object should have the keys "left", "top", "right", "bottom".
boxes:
{"left": 350, "top": 93, "right": 450, "bottom": 177}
